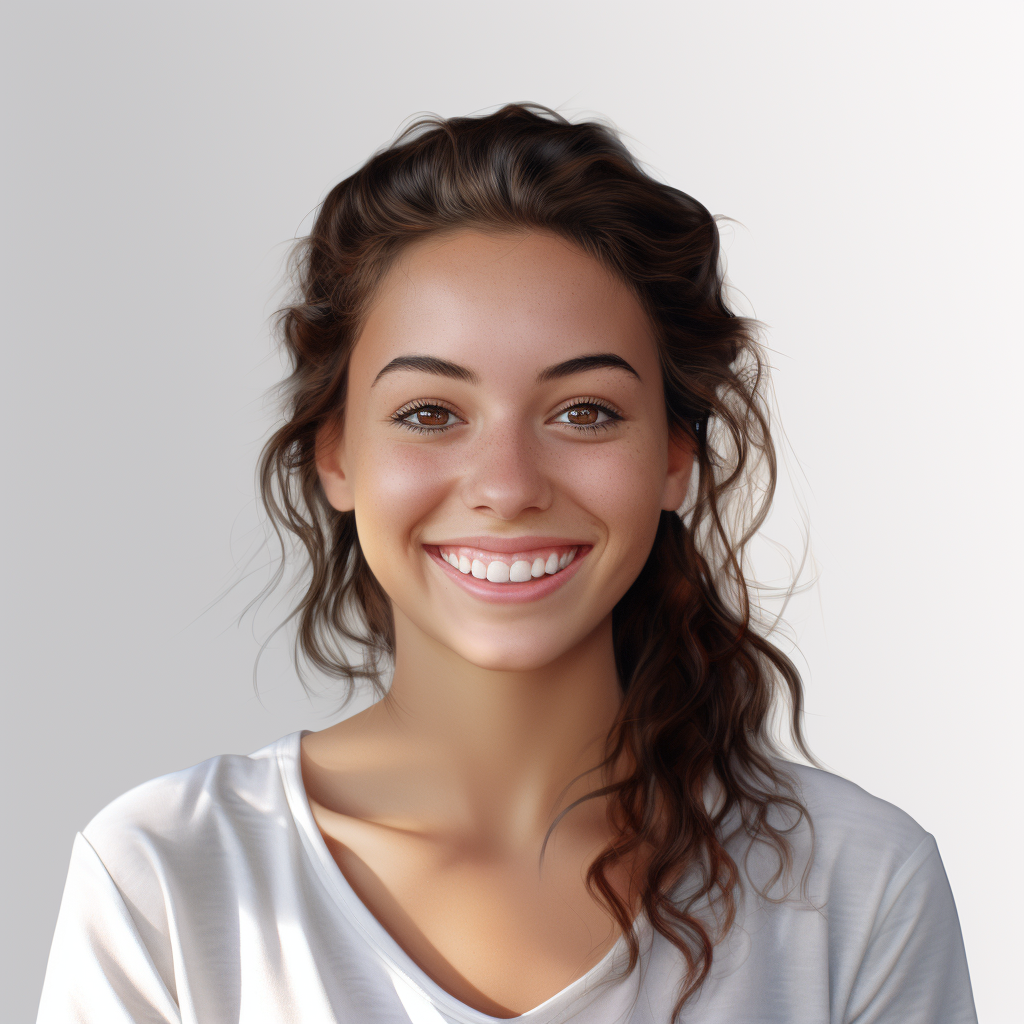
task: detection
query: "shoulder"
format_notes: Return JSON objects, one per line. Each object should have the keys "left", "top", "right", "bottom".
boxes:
{"left": 756, "top": 760, "right": 938, "bottom": 904}
{"left": 761, "top": 763, "right": 976, "bottom": 1020}
{"left": 779, "top": 761, "right": 929, "bottom": 856}
{"left": 81, "top": 733, "right": 301, "bottom": 888}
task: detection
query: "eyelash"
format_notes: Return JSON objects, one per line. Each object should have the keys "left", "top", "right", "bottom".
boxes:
{"left": 552, "top": 396, "right": 623, "bottom": 433}
{"left": 391, "top": 397, "right": 623, "bottom": 435}
{"left": 391, "top": 399, "right": 463, "bottom": 435}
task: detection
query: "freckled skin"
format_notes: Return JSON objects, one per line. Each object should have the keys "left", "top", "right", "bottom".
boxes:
{"left": 305, "top": 229, "right": 694, "bottom": 1016}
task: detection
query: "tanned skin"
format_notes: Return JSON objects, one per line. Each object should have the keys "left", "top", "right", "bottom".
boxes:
{"left": 304, "top": 228, "right": 694, "bottom": 1016}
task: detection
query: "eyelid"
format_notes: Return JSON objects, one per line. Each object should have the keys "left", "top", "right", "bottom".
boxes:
{"left": 390, "top": 398, "right": 466, "bottom": 435}
{"left": 548, "top": 396, "right": 624, "bottom": 420}
{"left": 392, "top": 397, "right": 464, "bottom": 419}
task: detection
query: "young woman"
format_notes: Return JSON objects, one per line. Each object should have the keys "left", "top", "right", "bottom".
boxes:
{"left": 37, "top": 104, "right": 977, "bottom": 1023}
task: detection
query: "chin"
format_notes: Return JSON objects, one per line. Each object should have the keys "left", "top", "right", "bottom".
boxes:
{"left": 452, "top": 633, "right": 575, "bottom": 674}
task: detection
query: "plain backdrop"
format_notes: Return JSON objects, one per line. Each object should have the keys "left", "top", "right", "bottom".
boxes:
{"left": 3, "top": 1, "right": 1020, "bottom": 1020}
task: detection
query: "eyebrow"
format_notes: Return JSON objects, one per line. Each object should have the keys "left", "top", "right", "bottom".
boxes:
{"left": 371, "top": 355, "right": 478, "bottom": 387}
{"left": 371, "top": 352, "right": 642, "bottom": 387}
{"left": 537, "top": 354, "right": 642, "bottom": 384}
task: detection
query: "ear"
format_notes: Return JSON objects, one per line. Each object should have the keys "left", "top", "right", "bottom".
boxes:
{"left": 660, "top": 427, "right": 697, "bottom": 512}
{"left": 315, "top": 418, "right": 355, "bottom": 513}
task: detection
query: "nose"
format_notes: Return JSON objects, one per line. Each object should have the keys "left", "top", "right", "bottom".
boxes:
{"left": 459, "top": 419, "right": 553, "bottom": 520}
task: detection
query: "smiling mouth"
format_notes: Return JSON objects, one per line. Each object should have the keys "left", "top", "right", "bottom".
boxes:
{"left": 436, "top": 544, "right": 579, "bottom": 584}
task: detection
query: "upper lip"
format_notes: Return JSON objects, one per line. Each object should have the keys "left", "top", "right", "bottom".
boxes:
{"left": 424, "top": 536, "right": 590, "bottom": 554}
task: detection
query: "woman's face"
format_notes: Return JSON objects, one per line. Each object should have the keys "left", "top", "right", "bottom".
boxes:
{"left": 317, "top": 228, "right": 694, "bottom": 673}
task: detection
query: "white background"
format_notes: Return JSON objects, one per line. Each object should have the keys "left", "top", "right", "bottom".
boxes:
{"left": 3, "top": 1, "right": 1020, "bottom": 1020}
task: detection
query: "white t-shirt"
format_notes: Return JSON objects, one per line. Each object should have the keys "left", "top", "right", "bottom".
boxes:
{"left": 37, "top": 732, "right": 977, "bottom": 1024}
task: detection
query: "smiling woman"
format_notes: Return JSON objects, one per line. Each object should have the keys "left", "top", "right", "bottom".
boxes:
{"left": 36, "top": 105, "right": 977, "bottom": 1024}
{"left": 314, "top": 227, "right": 695, "bottom": 673}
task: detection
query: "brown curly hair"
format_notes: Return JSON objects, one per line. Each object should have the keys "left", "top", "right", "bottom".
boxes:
{"left": 257, "top": 102, "right": 819, "bottom": 1020}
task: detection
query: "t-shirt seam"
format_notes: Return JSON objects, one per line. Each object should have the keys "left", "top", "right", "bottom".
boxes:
{"left": 862, "top": 832, "right": 938, "bottom": 949}
{"left": 72, "top": 830, "right": 183, "bottom": 1009}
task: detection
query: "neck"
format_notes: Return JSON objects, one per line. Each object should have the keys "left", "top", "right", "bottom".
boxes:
{"left": 315, "top": 610, "right": 626, "bottom": 850}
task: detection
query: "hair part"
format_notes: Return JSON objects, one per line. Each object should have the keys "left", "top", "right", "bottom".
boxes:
{"left": 257, "top": 102, "right": 820, "bottom": 1020}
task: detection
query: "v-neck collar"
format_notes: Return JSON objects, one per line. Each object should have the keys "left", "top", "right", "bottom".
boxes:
{"left": 275, "top": 730, "right": 653, "bottom": 1024}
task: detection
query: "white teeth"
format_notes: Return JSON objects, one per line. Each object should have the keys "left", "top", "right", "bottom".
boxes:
{"left": 510, "top": 559, "right": 533, "bottom": 582}
{"left": 486, "top": 560, "right": 510, "bottom": 583}
{"left": 440, "top": 546, "right": 580, "bottom": 583}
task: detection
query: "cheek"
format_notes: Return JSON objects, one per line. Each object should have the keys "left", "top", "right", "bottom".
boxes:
{"left": 561, "top": 437, "right": 666, "bottom": 531}
{"left": 351, "top": 440, "right": 453, "bottom": 557}
{"left": 576, "top": 439, "right": 668, "bottom": 580}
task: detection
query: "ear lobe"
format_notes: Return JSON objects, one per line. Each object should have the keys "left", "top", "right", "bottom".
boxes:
{"left": 660, "top": 429, "right": 697, "bottom": 512}
{"left": 315, "top": 420, "right": 355, "bottom": 513}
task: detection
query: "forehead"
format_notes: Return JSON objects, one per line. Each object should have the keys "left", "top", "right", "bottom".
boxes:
{"left": 350, "top": 228, "right": 658, "bottom": 386}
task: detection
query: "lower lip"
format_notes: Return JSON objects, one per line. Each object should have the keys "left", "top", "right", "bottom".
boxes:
{"left": 425, "top": 545, "right": 591, "bottom": 604}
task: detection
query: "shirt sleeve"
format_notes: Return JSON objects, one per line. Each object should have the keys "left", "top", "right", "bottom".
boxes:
{"left": 36, "top": 832, "right": 181, "bottom": 1024}
{"left": 844, "top": 834, "right": 977, "bottom": 1024}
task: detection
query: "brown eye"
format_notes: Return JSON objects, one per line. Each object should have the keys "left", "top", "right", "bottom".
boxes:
{"left": 551, "top": 401, "right": 620, "bottom": 432}
{"left": 412, "top": 407, "right": 449, "bottom": 426}
{"left": 393, "top": 404, "right": 463, "bottom": 432}
{"left": 565, "top": 405, "right": 600, "bottom": 425}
